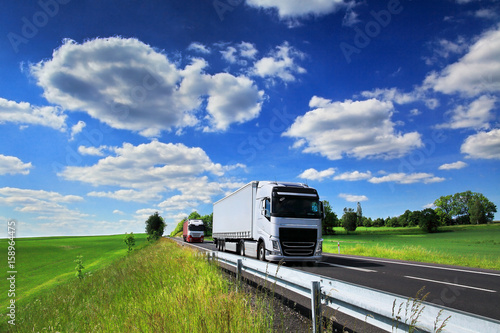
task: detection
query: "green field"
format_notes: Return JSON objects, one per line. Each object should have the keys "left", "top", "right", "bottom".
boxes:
{"left": 1, "top": 233, "right": 149, "bottom": 309}
{"left": 323, "top": 224, "right": 500, "bottom": 270}
{"left": 2, "top": 238, "right": 275, "bottom": 332}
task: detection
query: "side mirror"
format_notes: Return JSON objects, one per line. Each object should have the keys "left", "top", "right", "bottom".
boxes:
{"left": 320, "top": 202, "right": 326, "bottom": 219}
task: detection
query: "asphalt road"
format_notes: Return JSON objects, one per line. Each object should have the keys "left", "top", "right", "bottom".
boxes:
{"left": 174, "top": 239, "right": 500, "bottom": 322}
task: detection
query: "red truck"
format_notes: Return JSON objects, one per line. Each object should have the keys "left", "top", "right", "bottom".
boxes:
{"left": 182, "top": 219, "right": 205, "bottom": 243}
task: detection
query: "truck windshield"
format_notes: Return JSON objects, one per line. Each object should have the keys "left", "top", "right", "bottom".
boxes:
{"left": 188, "top": 224, "right": 205, "bottom": 231}
{"left": 272, "top": 195, "right": 321, "bottom": 218}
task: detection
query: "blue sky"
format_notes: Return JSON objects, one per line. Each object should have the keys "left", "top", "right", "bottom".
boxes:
{"left": 1, "top": 0, "right": 499, "bottom": 237}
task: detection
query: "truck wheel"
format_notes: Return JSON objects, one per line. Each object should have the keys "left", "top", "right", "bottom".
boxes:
{"left": 258, "top": 242, "right": 266, "bottom": 261}
{"left": 239, "top": 240, "right": 245, "bottom": 257}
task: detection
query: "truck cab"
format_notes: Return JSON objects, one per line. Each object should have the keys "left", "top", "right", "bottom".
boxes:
{"left": 183, "top": 219, "right": 205, "bottom": 243}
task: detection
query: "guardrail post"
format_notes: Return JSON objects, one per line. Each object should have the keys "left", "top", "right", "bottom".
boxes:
{"left": 311, "top": 281, "right": 322, "bottom": 333}
{"left": 237, "top": 259, "right": 243, "bottom": 280}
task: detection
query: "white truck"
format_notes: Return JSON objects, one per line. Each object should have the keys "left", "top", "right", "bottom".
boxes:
{"left": 213, "top": 181, "right": 324, "bottom": 263}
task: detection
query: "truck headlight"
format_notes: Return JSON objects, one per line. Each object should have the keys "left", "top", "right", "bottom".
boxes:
{"left": 271, "top": 240, "right": 281, "bottom": 255}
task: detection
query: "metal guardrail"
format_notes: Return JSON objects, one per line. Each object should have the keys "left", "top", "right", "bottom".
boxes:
{"left": 208, "top": 251, "right": 500, "bottom": 333}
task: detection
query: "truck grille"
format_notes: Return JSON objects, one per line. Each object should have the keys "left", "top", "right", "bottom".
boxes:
{"left": 279, "top": 228, "right": 317, "bottom": 257}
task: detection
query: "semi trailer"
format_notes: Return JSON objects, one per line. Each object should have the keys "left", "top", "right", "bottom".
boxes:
{"left": 213, "top": 181, "right": 324, "bottom": 262}
{"left": 183, "top": 219, "right": 205, "bottom": 243}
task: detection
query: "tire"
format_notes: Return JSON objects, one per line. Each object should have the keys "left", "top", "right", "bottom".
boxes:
{"left": 258, "top": 242, "right": 266, "bottom": 261}
{"left": 239, "top": 240, "right": 245, "bottom": 257}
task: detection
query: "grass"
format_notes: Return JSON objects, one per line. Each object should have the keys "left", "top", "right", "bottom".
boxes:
{"left": 323, "top": 224, "right": 500, "bottom": 270}
{"left": 1, "top": 233, "right": 149, "bottom": 309}
{"left": 3, "top": 238, "right": 276, "bottom": 332}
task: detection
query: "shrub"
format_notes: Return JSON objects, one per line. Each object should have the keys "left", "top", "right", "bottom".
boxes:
{"left": 418, "top": 208, "right": 440, "bottom": 233}
{"left": 124, "top": 232, "right": 135, "bottom": 253}
{"left": 342, "top": 211, "right": 358, "bottom": 232}
{"left": 145, "top": 212, "right": 165, "bottom": 241}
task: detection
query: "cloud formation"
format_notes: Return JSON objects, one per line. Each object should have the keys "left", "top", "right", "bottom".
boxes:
{"left": 284, "top": 97, "right": 423, "bottom": 160}
{"left": 30, "top": 37, "right": 264, "bottom": 136}
{"left": 0, "top": 155, "right": 32, "bottom": 175}
{"left": 246, "top": 0, "right": 346, "bottom": 18}
{"left": 0, "top": 97, "right": 66, "bottom": 131}
{"left": 461, "top": 129, "right": 500, "bottom": 159}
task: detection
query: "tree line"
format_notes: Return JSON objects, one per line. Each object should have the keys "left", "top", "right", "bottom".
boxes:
{"left": 322, "top": 191, "right": 497, "bottom": 234}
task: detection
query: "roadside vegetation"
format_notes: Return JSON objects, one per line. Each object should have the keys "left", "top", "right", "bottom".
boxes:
{"left": 170, "top": 211, "right": 213, "bottom": 237}
{"left": 4, "top": 238, "right": 275, "bottom": 332}
{"left": 323, "top": 224, "right": 500, "bottom": 270}
{"left": 0, "top": 233, "right": 149, "bottom": 309}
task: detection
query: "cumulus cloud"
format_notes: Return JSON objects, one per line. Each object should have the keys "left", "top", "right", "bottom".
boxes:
{"left": 461, "top": 129, "right": 500, "bottom": 159}
{"left": 298, "top": 168, "right": 335, "bottom": 181}
{"left": 78, "top": 145, "right": 109, "bottom": 156}
{"left": 70, "top": 120, "right": 86, "bottom": 140}
{"left": 368, "top": 172, "right": 445, "bottom": 184}
{"left": 0, "top": 154, "right": 32, "bottom": 175}
{"left": 187, "top": 42, "right": 211, "bottom": 54}
{"left": 438, "top": 161, "right": 468, "bottom": 170}
{"left": 0, "top": 187, "right": 85, "bottom": 220}
{"left": 333, "top": 170, "right": 372, "bottom": 181}
{"left": 246, "top": 0, "right": 346, "bottom": 19}
{"left": 59, "top": 141, "right": 241, "bottom": 212}
{"left": 220, "top": 42, "right": 258, "bottom": 65}
{"left": 0, "top": 97, "right": 66, "bottom": 131}
{"left": 424, "top": 25, "right": 500, "bottom": 96}
{"left": 252, "top": 42, "right": 306, "bottom": 83}
{"left": 283, "top": 97, "right": 423, "bottom": 160}
{"left": 30, "top": 37, "right": 263, "bottom": 136}
{"left": 436, "top": 95, "right": 496, "bottom": 130}
{"left": 339, "top": 193, "right": 368, "bottom": 202}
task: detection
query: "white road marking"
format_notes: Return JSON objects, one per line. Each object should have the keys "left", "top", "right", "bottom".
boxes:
{"left": 322, "top": 262, "right": 376, "bottom": 273}
{"left": 323, "top": 253, "right": 500, "bottom": 277}
{"left": 404, "top": 276, "right": 497, "bottom": 293}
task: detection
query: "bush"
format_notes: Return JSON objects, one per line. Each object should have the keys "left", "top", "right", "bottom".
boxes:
{"left": 342, "top": 211, "right": 358, "bottom": 232}
{"left": 418, "top": 208, "right": 440, "bottom": 233}
{"left": 124, "top": 232, "right": 135, "bottom": 253}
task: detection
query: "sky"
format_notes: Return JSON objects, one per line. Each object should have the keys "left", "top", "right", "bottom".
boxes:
{"left": 1, "top": 0, "right": 499, "bottom": 237}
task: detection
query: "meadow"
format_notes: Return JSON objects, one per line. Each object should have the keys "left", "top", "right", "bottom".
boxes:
{"left": 1, "top": 233, "right": 149, "bottom": 309}
{"left": 2, "top": 238, "right": 277, "bottom": 332}
{"left": 323, "top": 224, "right": 500, "bottom": 270}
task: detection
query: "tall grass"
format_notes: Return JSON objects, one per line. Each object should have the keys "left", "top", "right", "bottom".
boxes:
{"left": 5, "top": 239, "right": 275, "bottom": 332}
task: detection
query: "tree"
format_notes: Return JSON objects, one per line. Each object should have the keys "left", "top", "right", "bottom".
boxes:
{"left": 469, "top": 199, "right": 487, "bottom": 224}
{"left": 145, "top": 212, "right": 165, "bottom": 241}
{"left": 418, "top": 208, "right": 440, "bottom": 233}
{"left": 322, "top": 201, "right": 338, "bottom": 235}
{"left": 124, "top": 232, "right": 136, "bottom": 253}
{"left": 434, "top": 191, "right": 497, "bottom": 224}
{"left": 373, "top": 217, "right": 385, "bottom": 227}
{"left": 342, "top": 208, "right": 357, "bottom": 232}
{"left": 356, "top": 202, "right": 363, "bottom": 227}
{"left": 201, "top": 213, "right": 213, "bottom": 236}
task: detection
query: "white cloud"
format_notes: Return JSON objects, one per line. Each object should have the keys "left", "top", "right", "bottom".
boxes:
{"left": 246, "top": 0, "right": 346, "bottom": 18}
{"left": 220, "top": 42, "right": 258, "bottom": 65}
{"left": 187, "top": 42, "right": 211, "bottom": 54}
{"left": 252, "top": 42, "right": 306, "bottom": 83}
{"left": 461, "top": 129, "right": 500, "bottom": 159}
{"left": 339, "top": 193, "right": 368, "bottom": 202}
{"left": 0, "top": 155, "right": 32, "bottom": 175}
{"left": 0, "top": 97, "right": 66, "bottom": 131}
{"left": 113, "top": 209, "right": 125, "bottom": 215}
{"left": 298, "top": 168, "right": 335, "bottom": 181}
{"left": 78, "top": 145, "right": 108, "bottom": 156}
{"left": 438, "top": 161, "right": 468, "bottom": 170}
{"left": 436, "top": 95, "right": 496, "bottom": 130}
{"left": 368, "top": 172, "right": 445, "bottom": 184}
{"left": 334, "top": 170, "right": 372, "bottom": 181}
{"left": 60, "top": 141, "right": 238, "bottom": 213}
{"left": 424, "top": 26, "right": 500, "bottom": 96}
{"left": 88, "top": 189, "right": 162, "bottom": 203}
{"left": 0, "top": 187, "right": 85, "bottom": 220}
{"left": 70, "top": 120, "right": 86, "bottom": 141}
{"left": 283, "top": 97, "right": 423, "bottom": 160}
{"left": 30, "top": 37, "right": 263, "bottom": 136}
{"left": 474, "top": 9, "right": 498, "bottom": 20}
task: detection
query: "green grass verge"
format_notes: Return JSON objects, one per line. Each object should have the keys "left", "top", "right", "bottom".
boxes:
{"left": 323, "top": 224, "right": 500, "bottom": 270}
{"left": 2, "top": 238, "right": 275, "bottom": 332}
{"left": 1, "top": 233, "right": 148, "bottom": 309}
